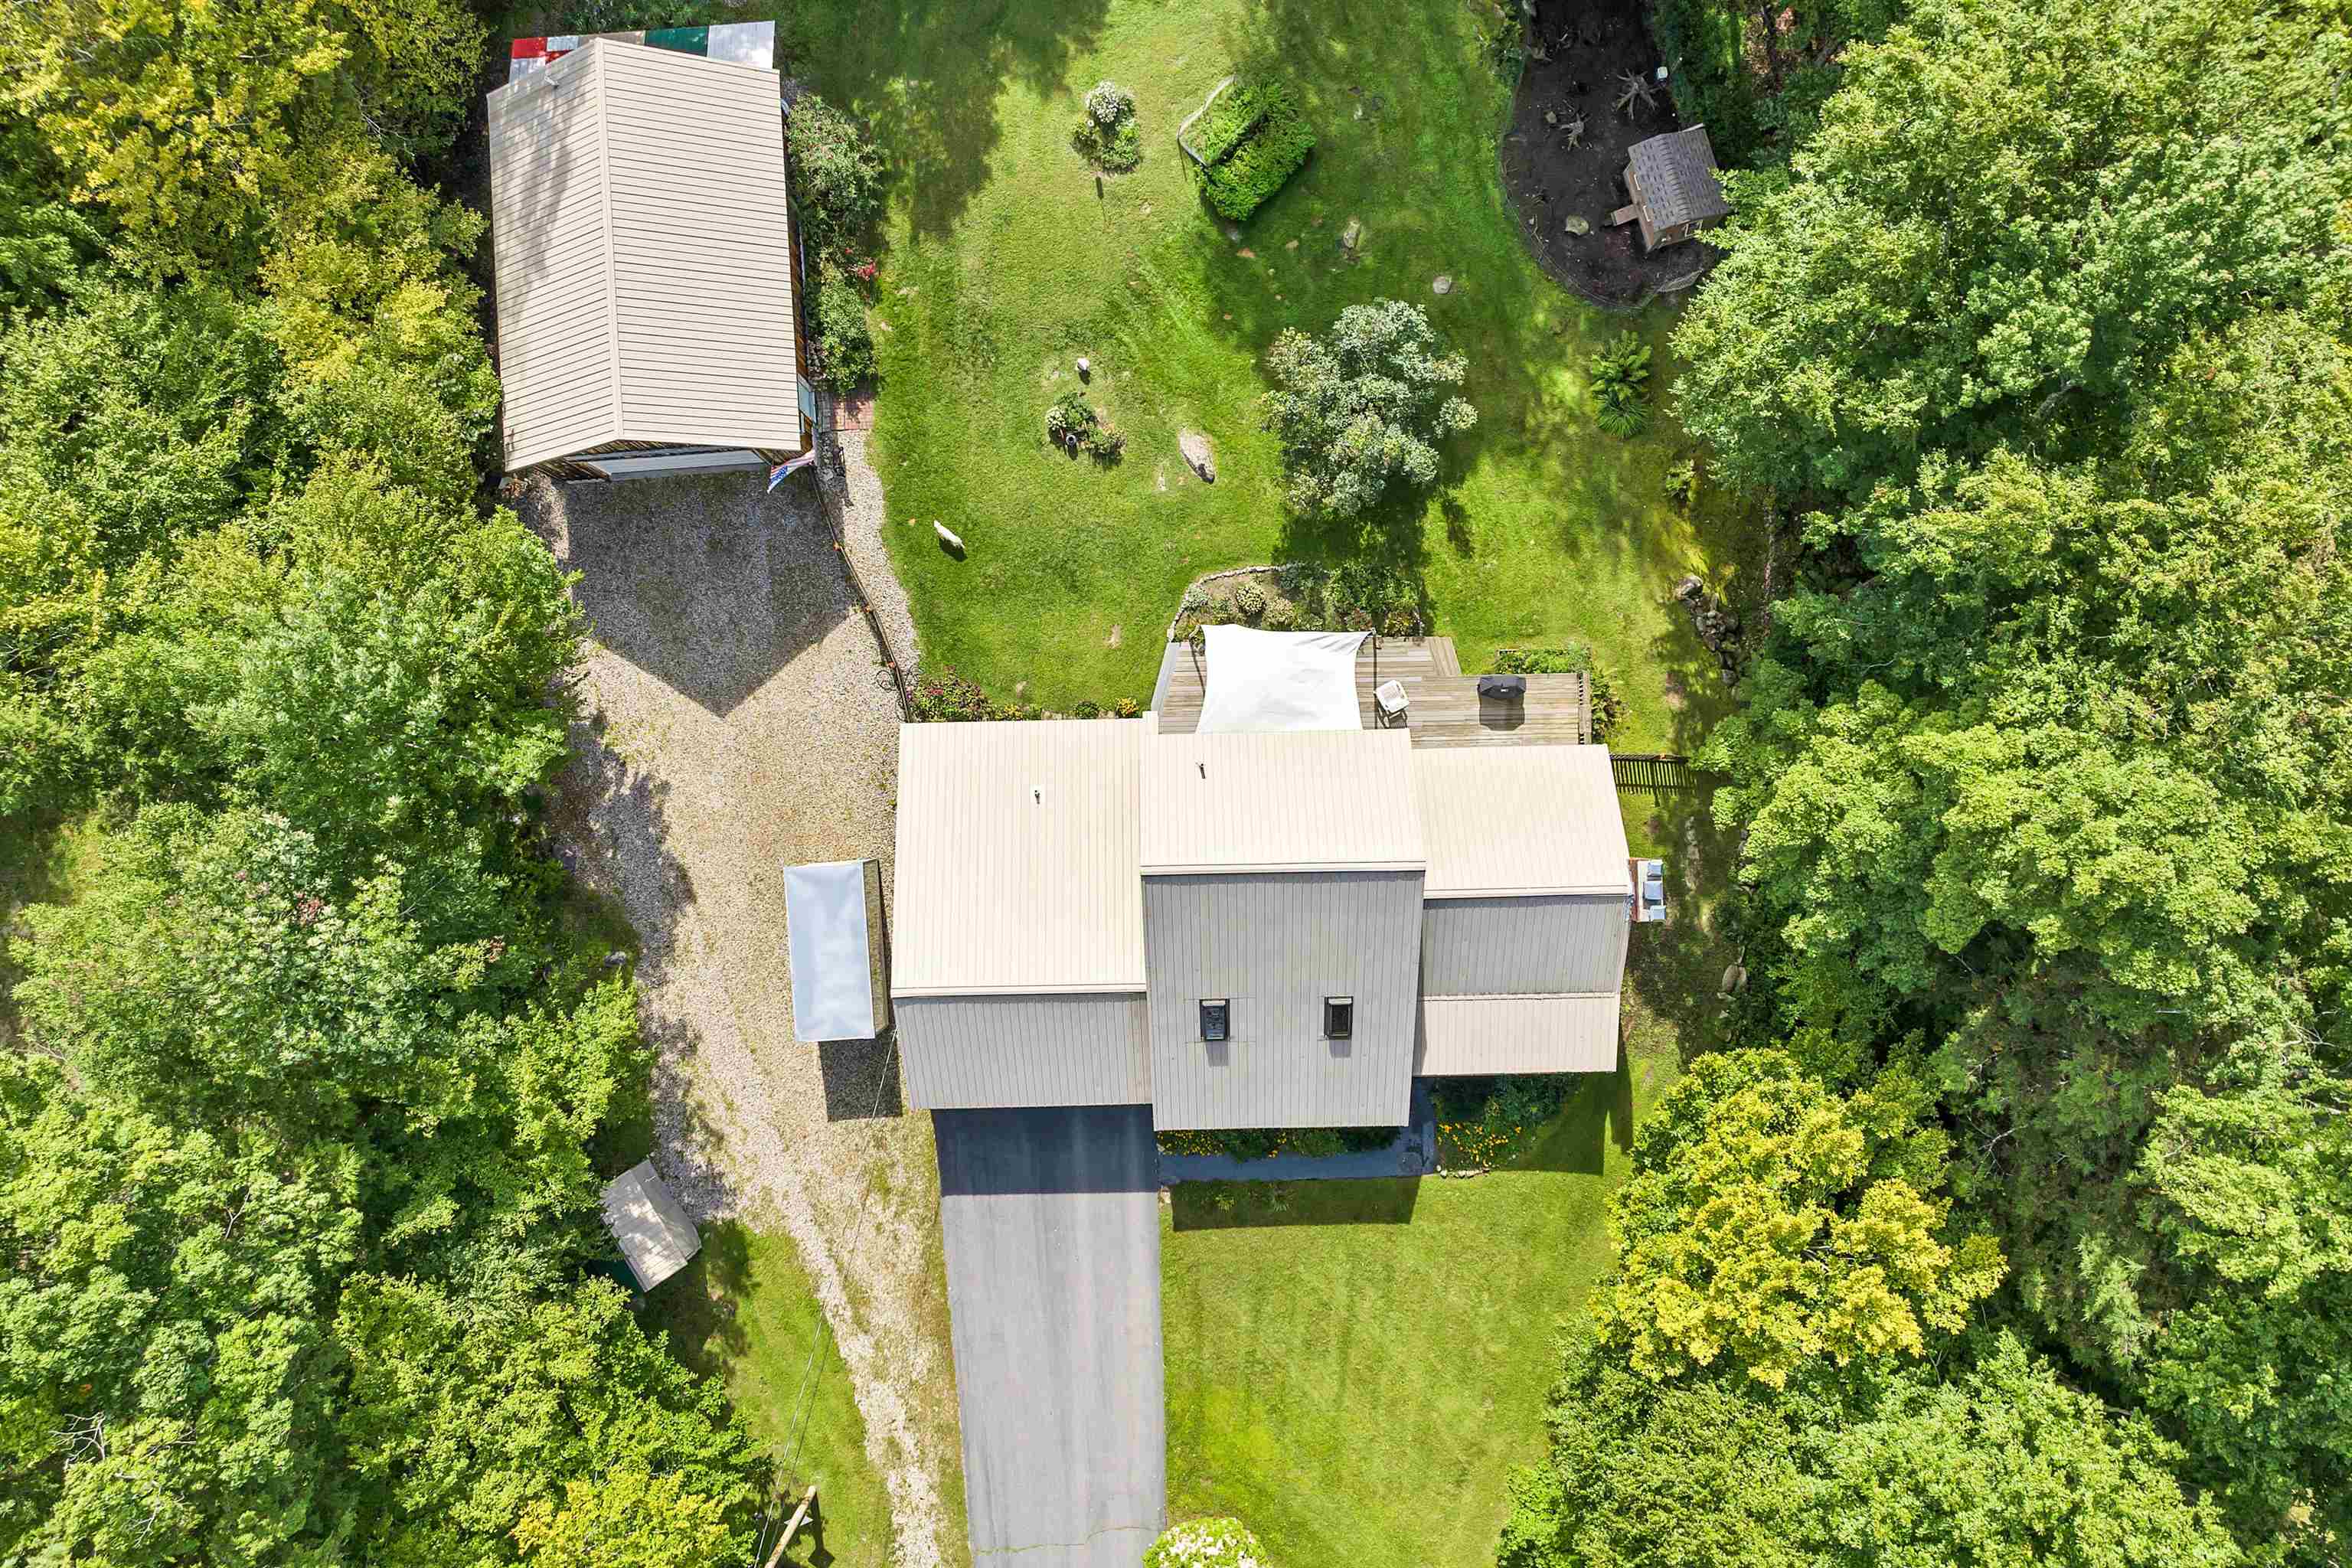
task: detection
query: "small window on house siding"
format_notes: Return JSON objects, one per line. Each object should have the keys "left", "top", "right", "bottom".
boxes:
{"left": 1324, "top": 997, "right": 1354, "bottom": 1040}
{"left": 1199, "top": 999, "right": 1230, "bottom": 1043}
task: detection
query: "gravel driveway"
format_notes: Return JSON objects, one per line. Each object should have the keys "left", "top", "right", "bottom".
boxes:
{"left": 526, "top": 465, "right": 958, "bottom": 1567}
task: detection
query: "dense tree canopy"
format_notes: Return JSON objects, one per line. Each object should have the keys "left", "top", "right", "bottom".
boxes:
{"left": 1591, "top": 1050, "right": 2001, "bottom": 1387}
{"left": 0, "top": 0, "right": 774, "bottom": 1558}
{"left": 1636, "top": 0, "right": 2352, "bottom": 1555}
{"left": 1499, "top": 1332, "right": 2242, "bottom": 1568}
{"left": 1674, "top": 0, "right": 2352, "bottom": 498}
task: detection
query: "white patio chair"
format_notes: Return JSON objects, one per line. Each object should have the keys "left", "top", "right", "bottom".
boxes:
{"left": 1374, "top": 679, "right": 1409, "bottom": 727}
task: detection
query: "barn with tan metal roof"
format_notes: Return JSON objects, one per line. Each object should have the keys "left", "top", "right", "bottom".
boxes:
{"left": 485, "top": 38, "right": 813, "bottom": 480}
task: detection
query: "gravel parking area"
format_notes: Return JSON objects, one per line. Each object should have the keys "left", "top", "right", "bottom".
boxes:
{"left": 525, "top": 467, "right": 959, "bottom": 1568}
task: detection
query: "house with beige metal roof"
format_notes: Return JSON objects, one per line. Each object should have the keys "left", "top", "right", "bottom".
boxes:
{"left": 485, "top": 38, "right": 815, "bottom": 481}
{"left": 890, "top": 633, "right": 1635, "bottom": 1130}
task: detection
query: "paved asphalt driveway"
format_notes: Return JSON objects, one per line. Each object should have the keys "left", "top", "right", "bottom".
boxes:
{"left": 933, "top": 1106, "right": 1165, "bottom": 1566}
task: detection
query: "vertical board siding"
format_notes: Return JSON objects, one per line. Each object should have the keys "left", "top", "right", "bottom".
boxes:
{"left": 1419, "top": 895, "right": 1628, "bottom": 996}
{"left": 1413, "top": 994, "right": 1621, "bottom": 1075}
{"left": 900, "top": 994, "right": 1151, "bottom": 1109}
{"left": 1144, "top": 871, "right": 1423, "bottom": 1129}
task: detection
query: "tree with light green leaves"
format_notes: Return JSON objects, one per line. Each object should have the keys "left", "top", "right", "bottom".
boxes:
{"left": 1259, "top": 300, "right": 1477, "bottom": 518}
{"left": 335, "top": 1277, "right": 765, "bottom": 1563}
{"left": 0, "top": 1055, "right": 363, "bottom": 1564}
{"left": 1591, "top": 1049, "right": 2003, "bottom": 1388}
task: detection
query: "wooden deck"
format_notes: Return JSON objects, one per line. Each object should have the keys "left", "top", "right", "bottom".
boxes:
{"left": 1151, "top": 635, "right": 1590, "bottom": 747}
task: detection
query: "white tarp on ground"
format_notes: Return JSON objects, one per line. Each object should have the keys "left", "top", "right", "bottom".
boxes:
{"left": 1195, "top": 625, "right": 1367, "bottom": 733}
{"left": 786, "top": 859, "right": 877, "bottom": 1041}
{"left": 601, "top": 1160, "right": 701, "bottom": 1291}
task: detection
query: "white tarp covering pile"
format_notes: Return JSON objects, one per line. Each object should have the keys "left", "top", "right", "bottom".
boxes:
{"left": 1195, "top": 626, "right": 1368, "bottom": 733}
{"left": 601, "top": 1160, "right": 701, "bottom": 1291}
{"left": 786, "top": 860, "right": 879, "bottom": 1041}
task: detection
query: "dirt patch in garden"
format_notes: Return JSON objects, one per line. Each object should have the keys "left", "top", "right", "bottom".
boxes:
{"left": 1500, "top": 0, "right": 1723, "bottom": 307}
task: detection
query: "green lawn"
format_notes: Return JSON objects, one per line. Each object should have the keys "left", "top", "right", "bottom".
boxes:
{"left": 1154, "top": 753, "right": 1735, "bottom": 1568}
{"left": 774, "top": 0, "right": 1756, "bottom": 752}
{"left": 1162, "top": 980, "right": 1700, "bottom": 1568}
{"left": 645, "top": 1223, "right": 903, "bottom": 1568}
{"left": 749, "top": 5, "right": 1755, "bottom": 1559}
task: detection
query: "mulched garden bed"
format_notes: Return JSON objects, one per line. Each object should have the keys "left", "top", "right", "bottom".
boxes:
{"left": 1500, "top": 0, "right": 1723, "bottom": 308}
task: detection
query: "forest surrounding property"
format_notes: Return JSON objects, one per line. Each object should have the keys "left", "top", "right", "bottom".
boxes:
{"left": 0, "top": 0, "right": 782, "bottom": 1560}
{"left": 1501, "top": 0, "right": 2352, "bottom": 1561}
{"left": 2, "top": 0, "right": 2347, "bottom": 1561}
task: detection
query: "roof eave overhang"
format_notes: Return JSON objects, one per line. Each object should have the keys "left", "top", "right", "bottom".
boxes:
{"left": 890, "top": 980, "right": 1148, "bottom": 1000}
{"left": 1141, "top": 859, "right": 1427, "bottom": 877}
{"left": 1423, "top": 880, "right": 1632, "bottom": 900}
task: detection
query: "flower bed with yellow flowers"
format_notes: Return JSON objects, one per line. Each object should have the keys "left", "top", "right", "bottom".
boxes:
{"left": 1431, "top": 1074, "right": 1576, "bottom": 1171}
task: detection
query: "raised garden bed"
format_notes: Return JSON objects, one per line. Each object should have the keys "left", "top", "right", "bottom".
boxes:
{"left": 1180, "top": 80, "right": 1315, "bottom": 221}
{"left": 1165, "top": 561, "right": 1428, "bottom": 643}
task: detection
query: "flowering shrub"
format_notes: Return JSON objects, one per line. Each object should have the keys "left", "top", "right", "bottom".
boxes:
{"left": 910, "top": 668, "right": 1149, "bottom": 724}
{"left": 1073, "top": 80, "right": 1141, "bottom": 172}
{"left": 1432, "top": 1074, "right": 1576, "bottom": 1170}
{"left": 1145, "top": 1516, "right": 1268, "bottom": 1568}
{"left": 1045, "top": 390, "right": 1125, "bottom": 459}
{"left": 1156, "top": 1125, "right": 1396, "bottom": 1159}
{"left": 1491, "top": 644, "right": 1626, "bottom": 740}
{"left": 910, "top": 667, "right": 1038, "bottom": 722}
{"left": 1086, "top": 80, "right": 1134, "bottom": 126}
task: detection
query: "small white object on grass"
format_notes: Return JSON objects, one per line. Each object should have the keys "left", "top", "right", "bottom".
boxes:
{"left": 1076, "top": 356, "right": 1092, "bottom": 375}
{"left": 933, "top": 520, "right": 965, "bottom": 551}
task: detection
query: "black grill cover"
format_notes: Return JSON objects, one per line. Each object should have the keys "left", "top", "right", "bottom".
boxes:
{"left": 1477, "top": 675, "right": 1527, "bottom": 701}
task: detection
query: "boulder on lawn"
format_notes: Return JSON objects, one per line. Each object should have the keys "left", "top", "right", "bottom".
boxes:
{"left": 1341, "top": 216, "right": 1363, "bottom": 250}
{"left": 1179, "top": 430, "right": 1217, "bottom": 483}
{"left": 1432, "top": 274, "right": 1454, "bottom": 295}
